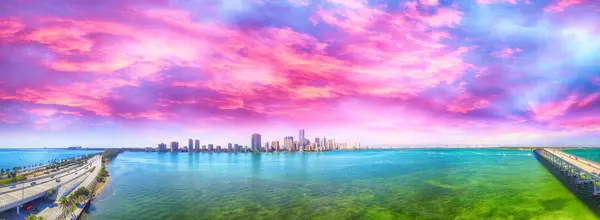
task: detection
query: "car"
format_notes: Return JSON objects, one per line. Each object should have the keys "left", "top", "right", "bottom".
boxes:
{"left": 9, "top": 185, "right": 16, "bottom": 189}
{"left": 75, "top": 172, "right": 78, "bottom": 175}
{"left": 50, "top": 175, "right": 54, "bottom": 178}
{"left": 30, "top": 182, "right": 36, "bottom": 186}
{"left": 56, "top": 179, "right": 61, "bottom": 183}
{"left": 24, "top": 204, "right": 33, "bottom": 211}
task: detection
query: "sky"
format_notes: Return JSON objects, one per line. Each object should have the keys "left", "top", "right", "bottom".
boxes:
{"left": 1, "top": 0, "right": 600, "bottom": 148}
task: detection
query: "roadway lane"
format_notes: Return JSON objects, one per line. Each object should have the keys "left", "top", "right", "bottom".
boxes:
{"left": 545, "top": 148, "right": 600, "bottom": 176}
{"left": 40, "top": 155, "right": 103, "bottom": 220}
{"left": 0, "top": 156, "right": 101, "bottom": 213}
{"left": 0, "top": 157, "right": 98, "bottom": 194}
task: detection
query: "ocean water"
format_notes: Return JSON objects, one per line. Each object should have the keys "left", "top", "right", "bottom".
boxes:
{"left": 85, "top": 149, "right": 599, "bottom": 219}
{"left": 0, "top": 148, "right": 101, "bottom": 170}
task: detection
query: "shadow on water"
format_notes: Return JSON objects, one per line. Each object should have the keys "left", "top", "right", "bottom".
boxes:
{"left": 534, "top": 151, "right": 600, "bottom": 218}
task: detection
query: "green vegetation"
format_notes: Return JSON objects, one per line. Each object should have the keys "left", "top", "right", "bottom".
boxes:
{"left": 101, "top": 149, "right": 123, "bottom": 161}
{"left": 0, "top": 175, "right": 25, "bottom": 185}
{"left": 96, "top": 163, "right": 109, "bottom": 182}
{"left": 67, "top": 186, "right": 91, "bottom": 205}
{"left": 26, "top": 214, "right": 45, "bottom": 220}
{"left": 47, "top": 188, "right": 57, "bottom": 198}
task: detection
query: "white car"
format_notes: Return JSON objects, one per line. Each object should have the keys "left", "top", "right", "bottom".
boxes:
{"left": 9, "top": 185, "right": 16, "bottom": 189}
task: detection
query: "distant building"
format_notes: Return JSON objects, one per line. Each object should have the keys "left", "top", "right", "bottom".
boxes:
{"left": 158, "top": 143, "right": 167, "bottom": 152}
{"left": 194, "top": 139, "right": 200, "bottom": 152}
{"left": 284, "top": 136, "right": 294, "bottom": 151}
{"left": 202, "top": 145, "right": 207, "bottom": 151}
{"left": 170, "top": 142, "right": 179, "bottom": 152}
{"left": 216, "top": 145, "right": 222, "bottom": 153}
{"left": 228, "top": 143, "right": 233, "bottom": 152}
{"left": 208, "top": 144, "right": 214, "bottom": 152}
{"left": 251, "top": 133, "right": 261, "bottom": 152}
{"left": 299, "top": 129, "right": 305, "bottom": 151}
{"left": 188, "top": 139, "right": 193, "bottom": 153}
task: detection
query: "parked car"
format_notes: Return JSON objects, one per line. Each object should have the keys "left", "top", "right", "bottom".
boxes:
{"left": 9, "top": 185, "right": 16, "bottom": 189}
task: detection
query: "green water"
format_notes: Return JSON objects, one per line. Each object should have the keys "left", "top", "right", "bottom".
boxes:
{"left": 85, "top": 149, "right": 598, "bottom": 219}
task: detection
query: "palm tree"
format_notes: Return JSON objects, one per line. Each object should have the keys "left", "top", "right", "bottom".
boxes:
{"left": 59, "top": 197, "right": 70, "bottom": 213}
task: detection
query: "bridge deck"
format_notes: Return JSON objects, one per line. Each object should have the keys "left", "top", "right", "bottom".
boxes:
{"left": 544, "top": 148, "right": 600, "bottom": 176}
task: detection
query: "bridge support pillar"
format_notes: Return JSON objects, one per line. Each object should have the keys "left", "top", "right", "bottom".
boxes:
{"left": 16, "top": 206, "right": 19, "bottom": 214}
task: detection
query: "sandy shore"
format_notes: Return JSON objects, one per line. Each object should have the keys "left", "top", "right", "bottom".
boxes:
{"left": 92, "top": 175, "right": 109, "bottom": 199}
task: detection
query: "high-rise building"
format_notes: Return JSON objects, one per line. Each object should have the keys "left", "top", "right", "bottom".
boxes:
{"left": 195, "top": 139, "right": 200, "bottom": 152}
{"left": 170, "top": 141, "right": 179, "bottom": 152}
{"left": 228, "top": 143, "right": 233, "bottom": 152}
{"left": 216, "top": 145, "right": 222, "bottom": 152}
{"left": 251, "top": 133, "right": 261, "bottom": 152}
{"left": 188, "top": 139, "right": 193, "bottom": 153}
{"left": 202, "top": 145, "right": 207, "bottom": 151}
{"left": 284, "top": 136, "right": 294, "bottom": 151}
{"left": 265, "top": 142, "right": 270, "bottom": 152}
{"left": 208, "top": 144, "right": 214, "bottom": 152}
{"left": 299, "top": 129, "right": 305, "bottom": 151}
{"left": 158, "top": 143, "right": 167, "bottom": 152}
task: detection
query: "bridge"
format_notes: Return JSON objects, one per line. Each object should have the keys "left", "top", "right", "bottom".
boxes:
{"left": 0, "top": 156, "right": 101, "bottom": 214}
{"left": 535, "top": 148, "right": 600, "bottom": 196}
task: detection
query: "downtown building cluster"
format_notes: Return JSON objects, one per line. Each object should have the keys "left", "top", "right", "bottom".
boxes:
{"left": 152, "top": 129, "right": 359, "bottom": 153}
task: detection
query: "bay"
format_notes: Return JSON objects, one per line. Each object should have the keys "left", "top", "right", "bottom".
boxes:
{"left": 84, "top": 149, "right": 599, "bottom": 219}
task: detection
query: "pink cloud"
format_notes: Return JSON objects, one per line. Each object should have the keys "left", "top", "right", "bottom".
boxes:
{"left": 545, "top": 0, "right": 584, "bottom": 13}
{"left": 491, "top": 48, "right": 522, "bottom": 59}
{"left": 446, "top": 93, "right": 491, "bottom": 114}
{"left": 529, "top": 94, "right": 578, "bottom": 121}
{"left": 26, "top": 108, "right": 82, "bottom": 117}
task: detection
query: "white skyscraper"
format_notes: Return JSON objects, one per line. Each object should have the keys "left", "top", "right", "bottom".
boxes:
{"left": 299, "top": 129, "right": 305, "bottom": 151}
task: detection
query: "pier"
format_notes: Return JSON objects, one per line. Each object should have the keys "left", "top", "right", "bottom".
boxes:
{"left": 535, "top": 148, "right": 600, "bottom": 196}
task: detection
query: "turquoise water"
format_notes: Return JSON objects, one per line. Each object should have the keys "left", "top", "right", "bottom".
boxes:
{"left": 0, "top": 148, "right": 100, "bottom": 169}
{"left": 85, "top": 149, "right": 598, "bottom": 219}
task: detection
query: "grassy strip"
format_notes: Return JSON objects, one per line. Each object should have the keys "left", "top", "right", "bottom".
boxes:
{"left": 0, "top": 175, "right": 25, "bottom": 185}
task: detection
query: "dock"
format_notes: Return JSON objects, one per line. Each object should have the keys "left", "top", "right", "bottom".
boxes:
{"left": 535, "top": 148, "right": 600, "bottom": 196}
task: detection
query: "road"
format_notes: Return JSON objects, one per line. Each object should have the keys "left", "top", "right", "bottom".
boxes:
{"left": 545, "top": 148, "right": 600, "bottom": 177}
{"left": 0, "top": 156, "right": 101, "bottom": 213}
{"left": 39, "top": 157, "right": 103, "bottom": 220}
{"left": 0, "top": 157, "right": 99, "bottom": 194}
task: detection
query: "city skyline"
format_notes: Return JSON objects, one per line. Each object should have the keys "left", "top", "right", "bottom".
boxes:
{"left": 2, "top": 1, "right": 600, "bottom": 148}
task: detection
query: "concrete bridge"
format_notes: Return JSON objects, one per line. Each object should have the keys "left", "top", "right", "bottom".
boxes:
{"left": 535, "top": 148, "right": 600, "bottom": 196}
{"left": 0, "top": 156, "right": 101, "bottom": 214}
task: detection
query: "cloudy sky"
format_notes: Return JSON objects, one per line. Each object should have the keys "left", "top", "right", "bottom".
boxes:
{"left": 1, "top": 0, "right": 599, "bottom": 148}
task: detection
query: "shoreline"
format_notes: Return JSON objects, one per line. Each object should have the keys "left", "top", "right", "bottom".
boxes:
{"left": 92, "top": 175, "right": 109, "bottom": 199}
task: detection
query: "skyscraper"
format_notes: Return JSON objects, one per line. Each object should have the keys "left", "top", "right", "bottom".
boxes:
{"left": 170, "top": 141, "right": 179, "bottom": 152}
{"left": 299, "top": 129, "right": 305, "bottom": 151}
{"left": 188, "top": 139, "right": 193, "bottom": 153}
{"left": 208, "top": 144, "right": 214, "bottom": 152}
{"left": 284, "top": 136, "right": 294, "bottom": 151}
{"left": 228, "top": 143, "right": 233, "bottom": 152}
{"left": 251, "top": 133, "right": 261, "bottom": 152}
{"left": 194, "top": 139, "right": 200, "bottom": 152}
